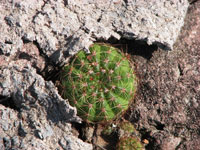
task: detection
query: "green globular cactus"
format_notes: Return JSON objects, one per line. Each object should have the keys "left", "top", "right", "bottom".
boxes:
{"left": 60, "top": 43, "right": 137, "bottom": 123}
{"left": 117, "top": 137, "right": 144, "bottom": 150}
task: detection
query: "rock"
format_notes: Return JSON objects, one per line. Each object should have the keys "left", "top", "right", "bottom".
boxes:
{"left": 0, "top": 105, "right": 18, "bottom": 133}
{"left": 0, "top": 61, "right": 93, "bottom": 149}
{"left": 59, "top": 136, "right": 93, "bottom": 150}
{"left": 180, "top": 137, "right": 200, "bottom": 150}
{"left": 3, "top": 137, "right": 12, "bottom": 149}
{"left": 0, "top": 0, "right": 189, "bottom": 66}
{"left": 0, "top": 61, "right": 80, "bottom": 122}
{"left": 151, "top": 131, "right": 181, "bottom": 150}
{"left": 34, "top": 124, "right": 54, "bottom": 140}
{"left": 18, "top": 121, "right": 27, "bottom": 137}
{"left": 20, "top": 43, "right": 45, "bottom": 72}
{"left": 128, "top": 1, "right": 200, "bottom": 149}
{"left": 0, "top": 101, "right": 92, "bottom": 149}
{"left": 11, "top": 136, "right": 21, "bottom": 148}
{"left": 0, "top": 137, "right": 4, "bottom": 150}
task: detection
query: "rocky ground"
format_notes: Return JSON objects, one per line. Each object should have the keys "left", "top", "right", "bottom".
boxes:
{"left": 0, "top": 0, "right": 199, "bottom": 150}
{"left": 128, "top": 1, "right": 200, "bottom": 149}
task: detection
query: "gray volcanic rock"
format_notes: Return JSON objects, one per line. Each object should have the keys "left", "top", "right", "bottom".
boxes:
{"left": 0, "top": 0, "right": 189, "bottom": 65}
{"left": 0, "top": 60, "right": 94, "bottom": 149}
{"left": 0, "top": 104, "right": 92, "bottom": 150}
{"left": 0, "top": 61, "right": 80, "bottom": 122}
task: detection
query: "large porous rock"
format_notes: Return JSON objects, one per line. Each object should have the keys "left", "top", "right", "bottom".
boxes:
{"left": 0, "top": 105, "right": 92, "bottom": 150}
{"left": 128, "top": 1, "right": 200, "bottom": 149}
{"left": 0, "top": 60, "right": 80, "bottom": 122}
{"left": 0, "top": 59, "right": 93, "bottom": 149}
{"left": 0, "top": 0, "right": 189, "bottom": 65}
{"left": 0, "top": 40, "right": 92, "bottom": 149}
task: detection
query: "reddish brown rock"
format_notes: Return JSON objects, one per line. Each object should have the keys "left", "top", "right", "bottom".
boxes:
{"left": 127, "top": 1, "right": 200, "bottom": 150}
{"left": 20, "top": 43, "right": 45, "bottom": 72}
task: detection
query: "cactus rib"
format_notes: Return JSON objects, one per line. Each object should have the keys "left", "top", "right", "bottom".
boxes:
{"left": 60, "top": 43, "right": 137, "bottom": 123}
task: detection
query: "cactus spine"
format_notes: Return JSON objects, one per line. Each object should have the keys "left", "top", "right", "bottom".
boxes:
{"left": 117, "top": 121, "right": 144, "bottom": 150}
{"left": 117, "top": 137, "right": 143, "bottom": 150}
{"left": 60, "top": 43, "right": 137, "bottom": 123}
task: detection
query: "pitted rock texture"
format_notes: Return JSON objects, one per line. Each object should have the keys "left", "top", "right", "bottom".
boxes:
{"left": 0, "top": 61, "right": 80, "bottom": 122}
{"left": 0, "top": 105, "right": 92, "bottom": 150}
{"left": 127, "top": 1, "right": 200, "bottom": 150}
{"left": 0, "top": 59, "right": 93, "bottom": 149}
{"left": 0, "top": 0, "right": 188, "bottom": 65}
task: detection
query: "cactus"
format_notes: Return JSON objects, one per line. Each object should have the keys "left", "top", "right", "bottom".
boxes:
{"left": 116, "top": 137, "right": 144, "bottom": 150}
{"left": 118, "top": 121, "right": 137, "bottom": 138}
{"left": 60, "top": 43, "right": 137, "bottom": 123}
{"left": 117, "top": 121, "right": 144, "bottom": 150}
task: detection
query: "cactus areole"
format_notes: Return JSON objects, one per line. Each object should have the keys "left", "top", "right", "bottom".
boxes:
{"left": 60, "top": 43, "right": 137, "bottom": 123}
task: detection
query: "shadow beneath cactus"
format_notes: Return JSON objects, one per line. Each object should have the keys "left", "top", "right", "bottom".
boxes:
{"left": 99, "top": 131, "right": 118, "bottom": 150}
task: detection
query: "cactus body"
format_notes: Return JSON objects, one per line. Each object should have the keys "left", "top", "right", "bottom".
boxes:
{"left": 117, "top": 137, "right": 143, "bottom": 150}
{"left": 60, "top": 43, "right": 137, "bottom": 123}
{"left": 117, "top": 121, "right": 144, "bottom": 150}
{"left": 118, "top": 121, "right": 137, "bottom": 137}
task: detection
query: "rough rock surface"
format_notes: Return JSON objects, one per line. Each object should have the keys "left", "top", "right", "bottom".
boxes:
{"left": 0, "top": 0, "right": 188, "bottom": 65}
{"left": 0, "top": 105, "right": 92, "bottom": 150}
{"left": 0, "top": 59, "right": 94, "bottom": 149}
{"left": 0, "top": 60, "right": 80, "bottom": 122}
{"left": 127, "top": 1, "right": 200, "bottom": 150}
{"left": 0, "top": 0, "right": 193, "bottom": 150}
